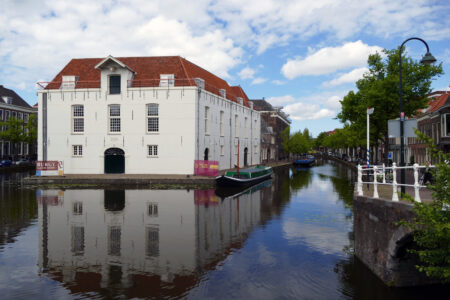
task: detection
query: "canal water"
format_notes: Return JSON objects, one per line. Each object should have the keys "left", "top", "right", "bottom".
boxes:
{"left": 0, "top": 161, "right": 448, "bottom": 299}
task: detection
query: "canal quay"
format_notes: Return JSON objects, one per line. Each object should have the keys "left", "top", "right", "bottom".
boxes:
{"left": 1, "top": 161, "right": 449, "bottom": 299}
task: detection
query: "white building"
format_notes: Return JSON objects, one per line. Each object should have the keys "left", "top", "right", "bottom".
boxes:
{"left": 37, "top": 56, "right": 260, "bottom": 174}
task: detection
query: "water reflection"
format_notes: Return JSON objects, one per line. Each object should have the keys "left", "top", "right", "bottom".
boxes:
{"left": 37, "top": 182, "right": 274, "bottom": 299}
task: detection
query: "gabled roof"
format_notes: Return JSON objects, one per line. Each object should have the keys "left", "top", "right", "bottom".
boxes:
{"left": 94, "top": 55, "right": 136, "bottom": 73}
{"left": 44, "top": 56, "right": 251, "bottom": 108}
{"left": 0, "top": 85, "right": 32, "bottom": 108}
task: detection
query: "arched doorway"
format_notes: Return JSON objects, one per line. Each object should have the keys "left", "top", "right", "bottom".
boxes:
{"left": 104, "top": 148, "right": 125, "bottom": 174}
{"left": 244, "top": 147, "right": 248, "bottom": 166}
{"left": 204, "top": 148, "right": 209, "bottom": 161}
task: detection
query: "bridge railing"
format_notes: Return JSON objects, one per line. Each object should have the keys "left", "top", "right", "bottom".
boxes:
{"left": 356, "top": 163, "right": 434, "bottom": 202}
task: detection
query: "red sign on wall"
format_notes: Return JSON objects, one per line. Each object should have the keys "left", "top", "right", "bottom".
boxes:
{"left": 194, "top": 160, "right": 219, "bottom": 176}
{"left": 36, "top": 161, "right": 59, "bottom": 171}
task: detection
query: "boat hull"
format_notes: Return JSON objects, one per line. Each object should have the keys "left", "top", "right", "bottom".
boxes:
{"left": 215, "top": 171, "right": 272, "bottom": 187}
{"left": 293, "top": 159, "right": 314, "bottom": 167}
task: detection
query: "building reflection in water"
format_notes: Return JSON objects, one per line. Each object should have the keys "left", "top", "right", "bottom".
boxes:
{"left": 37, "top": 181, "right": 274, "bottom": 298}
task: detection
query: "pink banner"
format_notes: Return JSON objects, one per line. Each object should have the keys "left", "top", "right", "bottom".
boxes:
{"left": 194, "top": 160, "right": 219, "bottom": 176}
{"left": 194, "top": 190, "right": 219, "bottom": 206}
{"left": 36, "top": 161, "right": 59, "bottom": 171}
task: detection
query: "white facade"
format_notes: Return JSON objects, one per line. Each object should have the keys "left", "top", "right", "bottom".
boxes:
{"left": 38, "top": 57, "right": 260, "bottom": 174}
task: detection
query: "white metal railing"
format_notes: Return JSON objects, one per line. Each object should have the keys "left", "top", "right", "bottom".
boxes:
{"left": 357, "top": 163, "right": 434, "bottom": 202}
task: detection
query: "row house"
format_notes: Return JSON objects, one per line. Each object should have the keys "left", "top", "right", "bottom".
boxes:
{"left": 250, "top": 99, "right": 291, "bottom": 162}
{"left": 0, "top": 85, "right": 37, "bottom": 160}
{"left": 37, "top": 56, "right": 261, "bottom": 174}
{"left": 409, "top": 91, "right": 450, "bottom": 164}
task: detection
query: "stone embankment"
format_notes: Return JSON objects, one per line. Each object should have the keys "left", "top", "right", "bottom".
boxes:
{"left": 23, "top": 161, "right": 292, "bottom": 188}
{"left": 353, "top": 194, "right": 439, "bottom": 287}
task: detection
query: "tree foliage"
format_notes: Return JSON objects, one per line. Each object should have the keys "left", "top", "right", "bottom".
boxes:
{"left": 400, "top": 131, "right": 450, "bottom": 282}
{"left": 336, "top": 48, "right": 443, "bottom": 161}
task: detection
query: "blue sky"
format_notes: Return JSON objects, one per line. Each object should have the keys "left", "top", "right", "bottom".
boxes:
{"left": 1, "top": 0, "right": 449, "bottom": 136}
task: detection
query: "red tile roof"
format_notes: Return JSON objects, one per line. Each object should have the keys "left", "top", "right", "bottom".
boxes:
{"left": 428, "top": 92, "right": 449, "bottom": 112}
{"left": 43, "top": 56, "right": 250, "bottom": 107}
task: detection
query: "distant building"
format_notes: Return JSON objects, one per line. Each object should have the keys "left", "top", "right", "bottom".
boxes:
{"left": 408, "top": 91, "right": 450, "bottom": 164}
{"left": 37, "top": 56, "right": 260, "bottom": 174}
{"left": 0, "top": 85, "right": 37, "bottom": 159}
{"left": 250, "top": 99, "right": 290, "bottom": 161}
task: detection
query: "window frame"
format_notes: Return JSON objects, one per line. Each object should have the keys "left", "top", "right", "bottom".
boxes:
{"left": 146, "top": 103, "right": 159, "bottom": 133}
{"left": 72, "top": 105, "right": 84, "bottom": 134}
{"left": 72, "top": 145, "right": 83, "bottom": 157}
{"left": 147, "top": 145, "right": 158, "bottom": 157}
{"left": 220, "top": 111, "right": 224, "bottom": 136}
{"left": 109, "top": 75, "right": 121, "bottom": 95}
{"left": 205, "top": 106, "right": 210, "bottom": 135}
{"left": 108, "top": 104, "right": 121, "bottom": 134}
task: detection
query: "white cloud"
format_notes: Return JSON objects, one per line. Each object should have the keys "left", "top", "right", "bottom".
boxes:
{"left": 281, "top": 41, "right": 382, "bottom": 79}
{"left": 0, "top": 1, "right": 243, "bottom": 95}
{"left": 324, "top": 95, "right": 342, "bottom": 111}
{"left": 283, "top": 219, "right": 348, "bottom": 255}
{"left": 271, "top": 79, "right": 285, "bottom": 85}
{"left": 283, "top": 102, "right": 335, "bottom": 121}
{"left": 238, "top": 67, "right": 256, "bottom": 79}
{"left": 251, "top": 77, "right": 267, "bottom": 85}
{"left": 323, "top": 67, "right": 368, "bottom": 87}
{"left": 267, "top": 95, "right": 296, "bottom": 106}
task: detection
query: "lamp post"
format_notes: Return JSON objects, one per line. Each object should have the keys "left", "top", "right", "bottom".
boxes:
{"left": 367, "top": 107, "right": 374, "bottom": 166}
{"left": 399, "top": 37, "right": 436, "bottom": 194}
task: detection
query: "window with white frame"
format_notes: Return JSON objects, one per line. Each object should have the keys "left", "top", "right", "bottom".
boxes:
{"left": 12, "top": 111, "right": 17, "bottom": 118}
{"left": 234, "top": 115, "right": 239, "bottom": 137}
{"left": 109, "top": 105, "right": 121, "bottom": 133}
{"left": 205, "top": 107, "right": 210, "bottom": 134}
{"left": 221, "top": 145, "right": 224, "bottom": 156}
{"left": 24, "top": 143, "right": 28, "bottom": 155}
{"left": 442, "top": 113, "right": 450, "bottom": 137}
{"left": 0, "top": 109, "right": 3, "bottom": 121}
{"left": 73, "top": 202, "right": 83, "bottom": 215}
{"left": 18, "top": 112, "right": 22, "bottom": 120}
{"left": 147, "top": 103, "right": 159, "bottom": 132}
{"left": 220, "top": 111, "right": 224, "bottom": 136}
{"left": 147, "top": 145, "right": 158, "bottom": 157}
{"left": 72, "top": 105, "right": 84, "bottom": 133}
{"left": 73, "top": 145, "right": 83, "bottom": 157}
{"left": 5, "top": 110, "right": 10, "bottom": 121}
{"left": 159, "top": 74, "right": 175, "bottom": 87}
{"left": 245, "top": 117, "right": 248, "bottom": 138}
{"left": 24, "top": 113, "right": 28, "bottom": 123}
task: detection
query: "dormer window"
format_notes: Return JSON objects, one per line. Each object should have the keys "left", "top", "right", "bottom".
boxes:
{"left": 237, "top": 97, "right": 243, "bottom": 105}
{"left": 2, "top": 96, "right": 12, "bottom": 104}
{"left": 219, "top": 89, "right": 226, "bottom": 98}
{"left": 109, "top": 75, "right": 121, "bottom": 94}
{"left": 195, "top": 78, "right": 205, "bottom": 89}
{"left": 61, "top": 76, "right": 78, "bottom": 89}
{"left": 160, "top": 74, "right": 175, "bottom": 87}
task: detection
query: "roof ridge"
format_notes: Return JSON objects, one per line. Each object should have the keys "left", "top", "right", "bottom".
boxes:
{"left": 178, "top": 57, "right": 194, "bottom": 86}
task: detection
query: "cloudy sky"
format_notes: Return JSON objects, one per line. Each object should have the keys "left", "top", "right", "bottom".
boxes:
{"left": 1, "top": 0, "right": 449, "bottom": 136}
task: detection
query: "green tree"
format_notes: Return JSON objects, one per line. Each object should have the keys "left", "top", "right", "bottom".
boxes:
{"left": 23, "top": 114, "right": 37, "bottom": 145}
{"left": 289, "top": 131, "right": 311, "bottom": 155}
{"left": 281, "top": 126, "right": 291, "bottom": 154}
{"left": 400, "top": 131, "right": 450, "bottom": 282}
{"left": 0, "top": 117, "right": 26, "bottom": 159}
{"left": 337, "top": 48, "right": 443, "bottom": 163}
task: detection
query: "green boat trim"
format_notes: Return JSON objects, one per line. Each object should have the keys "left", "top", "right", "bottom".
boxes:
{"left": 224, "top": 166, "right": 272, "bottom": 179}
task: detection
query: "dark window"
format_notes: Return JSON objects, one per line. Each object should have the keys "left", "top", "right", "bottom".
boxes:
{"left": 109, "top": 75, "right": 121, "bottom": 94}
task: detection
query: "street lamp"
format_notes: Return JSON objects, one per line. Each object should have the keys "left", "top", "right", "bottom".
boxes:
{"left": 399, "top": 37, "right": 436, "bottom": 194}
